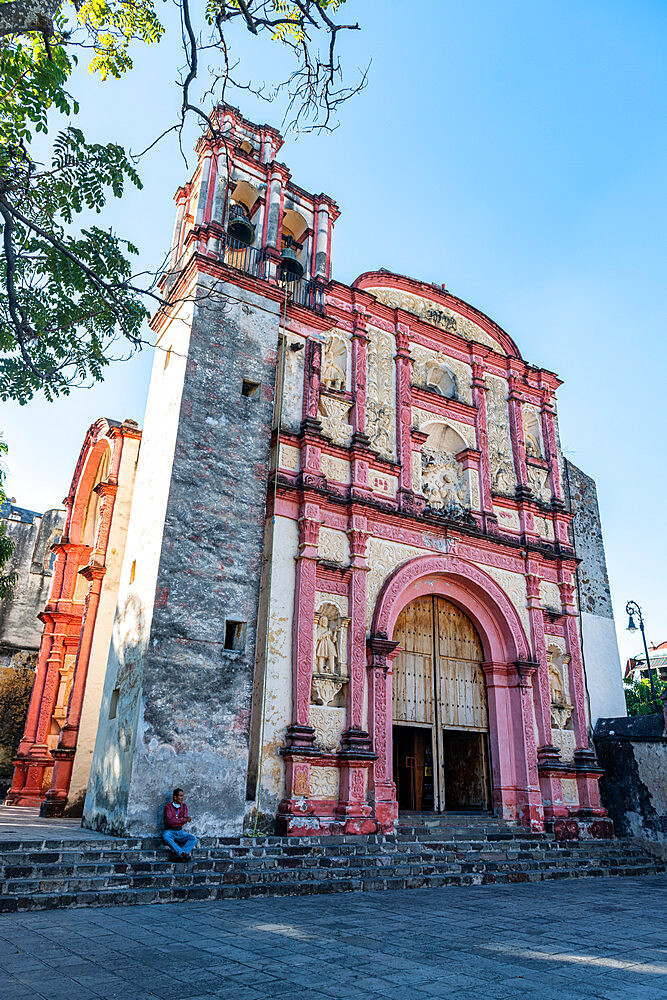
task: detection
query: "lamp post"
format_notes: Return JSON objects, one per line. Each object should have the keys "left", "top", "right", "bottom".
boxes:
{"left": 626, "top": 600, "right": 659, "bottom": 713}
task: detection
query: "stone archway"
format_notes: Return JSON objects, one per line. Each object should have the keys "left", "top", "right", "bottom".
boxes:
{"left": 368, "top": 554, "right": 544, "bottom": 830}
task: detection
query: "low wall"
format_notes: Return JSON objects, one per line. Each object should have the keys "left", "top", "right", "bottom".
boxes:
{"left": 594, "top": 710, "right": 667, "bottom": 859}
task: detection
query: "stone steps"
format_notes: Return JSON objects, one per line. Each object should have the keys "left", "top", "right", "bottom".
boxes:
{"left": 0, "top": 821, "right": 663, "bottom": 911}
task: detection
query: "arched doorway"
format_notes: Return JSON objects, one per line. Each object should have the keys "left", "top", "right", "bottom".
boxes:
{"left": 392, "top": 596, "right": 491, "bottom": 813}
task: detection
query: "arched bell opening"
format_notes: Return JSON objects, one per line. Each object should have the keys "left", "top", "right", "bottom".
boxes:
{"left": 227, "top": 180, "right": 260, "bottom": 247}
{"left": 391, "top": 595, "right": 492, "bottom": 815}
{"left": 279, "top": 209, "right": 308, "bottom": 281}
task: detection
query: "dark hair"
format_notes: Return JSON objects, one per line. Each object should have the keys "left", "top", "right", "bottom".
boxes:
{"left": 173, "top": 787, "right": 183, "bottom": 798}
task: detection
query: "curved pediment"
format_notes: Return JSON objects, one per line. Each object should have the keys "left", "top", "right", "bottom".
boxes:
{"left": 354, "top": 271, "right": 522, "bottom": 359}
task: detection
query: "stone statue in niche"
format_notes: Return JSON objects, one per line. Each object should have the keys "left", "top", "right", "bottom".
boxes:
{"left": 316, "top": 613, "right": 339, "bottom": 675}
{"left": 321, "top": 333, "right": 347, "bottom": 391}
{"left": 312, "top": 603, "right": 349, "bottom": 708}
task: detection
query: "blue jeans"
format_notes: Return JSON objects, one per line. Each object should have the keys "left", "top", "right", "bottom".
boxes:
{"left": 163, "top": 828, "right": 197, "bottom": 856}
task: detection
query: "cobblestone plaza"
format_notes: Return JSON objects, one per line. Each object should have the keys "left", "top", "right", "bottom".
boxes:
{"left": 1, "top": 876, "right": 665, "bottom": 1000}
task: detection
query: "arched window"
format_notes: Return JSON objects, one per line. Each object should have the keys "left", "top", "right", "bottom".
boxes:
{"left": 81, "top": 448, "right": 110, "bottom": 547}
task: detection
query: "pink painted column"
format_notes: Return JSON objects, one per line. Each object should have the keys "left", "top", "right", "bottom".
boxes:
{"left": 507, "top": 373, "right": 529, "bottom": 495}
{"left": 287, "top": 507, "right": 320, "bottom": 748}
{"left": 525, "top": 573, "right": 557, "bottom": 756}
{"left": 342, "top": 523, "right": 370, "bottom": 748}
{"left": 482, "top": 661, "right": 516, "bottom": 821}
{"left": 471, "top": 360, "right": 495, "bottom": 521}
{"left": 350, "top": 310, "right": 368, "bottom": 438}
{"left": 394, "top": 327, "right": 414, "bottom": 504}
{"left": 367, "top": 636, "right": 399, "bottom": 831}
{"left": 515, "top": 661, "right": 545, "bottom": 830}
{"left": 41, "top": 564, "right": 106, "bottom": 815}
{"left": 559, "top": 580, "right": 590, "bottom": 753}
{"left": 302, "top": 339, "right": 322, "bottom": 427}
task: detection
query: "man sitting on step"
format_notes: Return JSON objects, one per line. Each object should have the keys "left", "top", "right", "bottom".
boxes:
{"left": 163, "top": 787, "right": 198, "bottom": 861}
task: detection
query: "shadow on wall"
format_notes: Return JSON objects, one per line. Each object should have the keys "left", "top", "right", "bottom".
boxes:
{"left": 594, "top": 711, "right": 667, "bottom": 860}
{"left": 83, "top": 590, "right": 147, "bottom": 836}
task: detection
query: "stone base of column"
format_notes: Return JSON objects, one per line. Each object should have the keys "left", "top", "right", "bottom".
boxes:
{"left": 284, "top": 724, "right": 317, "bottom": 750}
{"left": 5, "top": 753, "right": 53, "bottom": 807}
{"left": 339, "top": 727, "right": 374, "bottom": 757}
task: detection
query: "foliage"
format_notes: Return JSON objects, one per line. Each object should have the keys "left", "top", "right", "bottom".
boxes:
{"left": 0, "top": 0, "right": 362, "bottom": 402}
{"left": 0, "top": 664, "right": 35, "bottom": 777}
{"left": 624, "top": 675, "right": 667, "bottom": 717}
{"left": 0, "top": 438, "right": 17, "bottom": 598}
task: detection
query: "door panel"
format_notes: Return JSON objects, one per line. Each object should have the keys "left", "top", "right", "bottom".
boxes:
{"left": 392, "top": 595, "right": 490, "bottom": 812}
{"left": 435, "top": 598, "right": 487, "bottom": 731}
{"left": 392, "top": 596, "right": 434, "bottom": 725}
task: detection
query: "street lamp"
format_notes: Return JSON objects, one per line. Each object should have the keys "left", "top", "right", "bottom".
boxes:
{"left": 626, "top": 600, "right": 659, "bottom": 713}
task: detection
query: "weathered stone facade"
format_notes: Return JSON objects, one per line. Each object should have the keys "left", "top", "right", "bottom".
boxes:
{"left": 10, "top": 105, "right": 626, "bottom": 841}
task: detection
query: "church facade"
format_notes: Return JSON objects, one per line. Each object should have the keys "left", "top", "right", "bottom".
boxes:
{"left": 10, "top": 105, "right": 626, "bottom": 838}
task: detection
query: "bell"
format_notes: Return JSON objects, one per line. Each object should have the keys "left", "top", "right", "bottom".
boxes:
{"left": 279, "top": 237, "right": 304, "bottom": 281}
{"left": 227, "top": 203, "right": 255, "bottom": 247}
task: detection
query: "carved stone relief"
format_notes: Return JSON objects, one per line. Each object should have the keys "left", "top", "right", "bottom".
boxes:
{"left": 317, "top": 527, "right": 349, "bottom": 566}
{"left": 309, "top": 705, "right": 347, "bottom": 752}
{"left": 548, "top": 642, "right": 575, "bottom": 762}
{"left": 484, "top": 376, "right": 517, "bottom": 494}
{"left": 410, "top": 345, "right": 472, "bottom": 404}
{"left": 412, "top": 451, "right": 423, "bottom": 494}
{"left": 321, "top": 454, "right": 350, "bottom": 484}
{"left": 527, "top": 465, "right": 552, "bottom": 503}
{"left": 366, "top": 326, "right": 396, "bottom": 460}
{"left": 366, "top": 537, "right": 424, "bottom": 626}
{"left": 540, "top": 581, "right": 562, "bottom": 613}
{"left": 474, "top": 562, "right": 530, "bottom": 637}
{"left": 534, "top": 515, "right": 554, "bottom": 541}
{"left": 309, "top": 766, "right": 340, "bottom": 800}
{"left": 420, "top": 422, "right": 470, "bottom": 514}
{"left": 493, "top": 505, "right": 521, "bottom": 531}
{"left": 322, "top": 331, "right": 349, "bottom": 391}
{"left": 279, "top": 443, "right": 300, "bottom": 471}
{"left": 319, "top": 394, "right": 353, "bottom": 447}
{"left": 561, "top": 777, "right": 579, "bottom": 805}
{"left": 366, "top": 287, "right": 503, "bottom": 353}
{"left": 369, "top": 472, "right": 398, "bottom": 498}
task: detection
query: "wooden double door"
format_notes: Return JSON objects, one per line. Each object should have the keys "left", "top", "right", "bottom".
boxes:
{"left": 392, "top": 596, "right": 491, "bottom": 812}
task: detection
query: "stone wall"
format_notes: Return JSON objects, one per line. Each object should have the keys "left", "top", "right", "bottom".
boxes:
{"left": 565, "top": 461, "right": 625, "bottom": 723}
{"left": 594, "top": 713, "right": 667, "bottom": 858}
{"left": 0, "top": 505, "right": 64, "bottom": 791}
{"left": 84, "top": 277, "right": 281, "bottom": 836}
{"left": 0, "top": 505, "right": 65, "bottom": 670}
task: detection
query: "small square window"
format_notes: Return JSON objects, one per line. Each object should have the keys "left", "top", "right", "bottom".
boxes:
{"left": 224, "top": 620, "right": 247, "bottom": 652}
{"left": 109, "top": 688, "right": 120, "bottom": 720}
{"left": 242, "top": 379, "right": 260, "bottom": 398}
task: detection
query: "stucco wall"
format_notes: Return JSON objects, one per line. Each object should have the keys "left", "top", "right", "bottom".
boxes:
{"left": 67, "top": 433, "right": 141, "bottom": 814}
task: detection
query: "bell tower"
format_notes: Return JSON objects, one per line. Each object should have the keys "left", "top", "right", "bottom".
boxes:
{"left": 83, "top": 105, "right": 338, "bottom": 835}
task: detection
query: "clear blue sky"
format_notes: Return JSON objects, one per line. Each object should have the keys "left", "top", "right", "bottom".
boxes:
{"left": 2, "top": 1, "right": 665, "bottom": 669}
